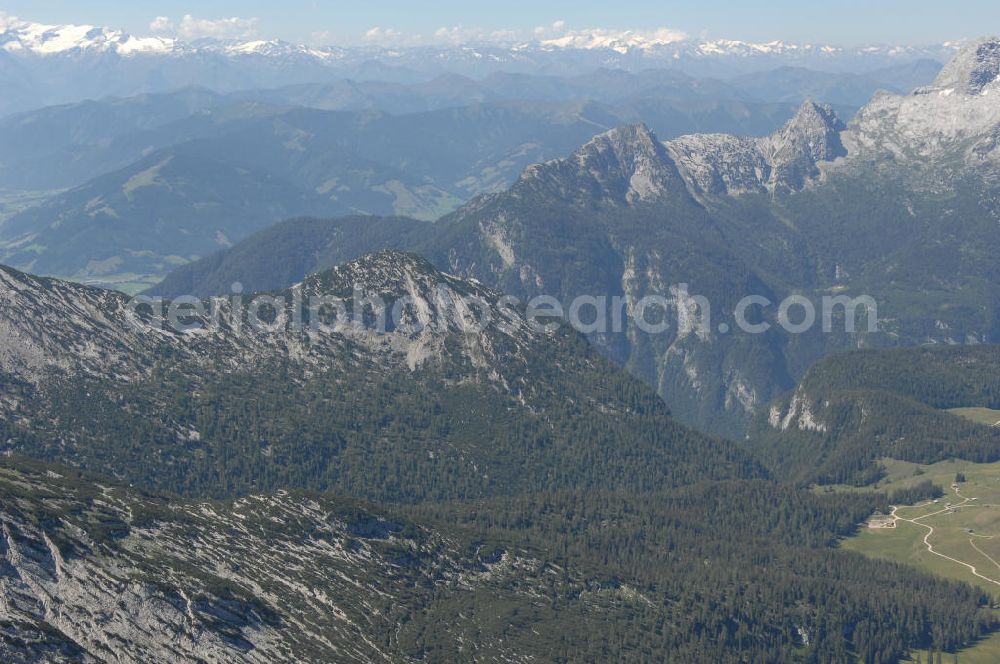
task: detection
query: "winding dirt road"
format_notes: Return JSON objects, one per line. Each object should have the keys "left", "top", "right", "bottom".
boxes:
{"left": 891, "top": 490, "right": 1000, "bottom": 588}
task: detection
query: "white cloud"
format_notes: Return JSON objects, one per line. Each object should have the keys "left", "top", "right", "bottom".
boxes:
{"left": 149, "top": 14, "right": 258, "bottom": 40}
{"left": 534, "top": 20, "right": 567, "bottom": 38}
{"left": 0, "top": 11, "right": 25, "bottom": 31}
{"left": 488, "top": 29, "right": 519, "bottom": 42}
{"left": 310, "top": 30, "right": 332, "bottom": 45}
{"left": 362, "top": 26, "right": 429, "bottom": 47}
{"left": 646, "top": 27, "right": 689, "bottom": 43}
{"left": 433, "top": 25, "right": 484, "bottom": 44}
{"left": 364, "top": 26, "right": 400, "bottom": 41}
{"left": 149, "top": 16, "right": 173, "bottom": 33}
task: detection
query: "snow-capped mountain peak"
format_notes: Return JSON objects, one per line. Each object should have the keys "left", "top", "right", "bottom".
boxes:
{"left": 0, "top": 15, "right": 177, "bottom": 55}
{"left": 922, "top": 35, "right": 1000, "bottom": 95}
{"left": 221, "top": 38, "right": 338, "bottom": 60}
{"left": 0, "top": 16, "right": 350, "bottom": 59}
{"left": 540, "top": 28, "right": 687, "bottom": 54}
{"left": 0, "top": 13, "right": 963, "bottom": 65}
{"left": 696, "top": 39, "right": 811, "bottom": 56}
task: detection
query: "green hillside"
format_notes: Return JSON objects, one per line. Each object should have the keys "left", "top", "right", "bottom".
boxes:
{"left": 749, "top": 346, "right": 1000, "bottom": 485}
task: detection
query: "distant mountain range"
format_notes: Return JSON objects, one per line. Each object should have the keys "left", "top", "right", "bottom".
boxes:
{"left": 0, "top": 14, "right": 959, "bottom": 65}
{"left": 0, "top": 44, "right": 950, "bottom": 291}
{"left": 0, "top": 14, "right": 958, "bottom": 117}
{"left": 0, "top": 18, "right": 954, "bottom": 295}
{"left": 0, "top": 93, "right": 855, "bottom": 290}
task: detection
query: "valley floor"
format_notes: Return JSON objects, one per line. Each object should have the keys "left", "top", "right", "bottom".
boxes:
{"left": 839, "top": 458, "right": 1000, "bottom": 661}
{"left": 840, "top": 458, "right": 1000, "bottom": 590}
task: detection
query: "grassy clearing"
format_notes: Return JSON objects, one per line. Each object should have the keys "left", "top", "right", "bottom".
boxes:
{"left": 949, "top": 407, "right": 1000, "bottom": 427}
{"left": 0, "top": 189, "right": 60, "bottom": 223}
{"left": 838, "top": 458, "right": 1000, "bottom": 661}
{"left": 838, "top": 458, "right": 1000, "bottom": 592}
{"left": 818, "top": 458, "right": 1000, "bottom": 496}
{"left": 75, "top": 273, "right": 163, "bottom": 294}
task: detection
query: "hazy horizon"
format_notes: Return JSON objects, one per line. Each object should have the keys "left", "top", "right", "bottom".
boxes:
{"left": 1, "top": 1, "right": 997, "bottom": 47}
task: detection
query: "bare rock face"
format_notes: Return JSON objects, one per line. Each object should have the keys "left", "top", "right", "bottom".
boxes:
{"left": 571, "top": 124, "right": 685, "bottom": 204}
{"left": 0, "top": 460, "right": 570, "bottom": 663}
{"left": 921, "top": 37, "right": 1000, "bottom": 96}
{"left": 842, "top": 37, "right": 1000, "bottom": 181}
{"left": 664, "top": 133, "right": 769, "bottom": 197}
{"left": 763, "top": 101, "right": 846, "bottom": 189}
{"left": 0, "top": 266, "right": 162, "bottom": 384}
{"left": 295, "top": 250, "right": 538, "bottom": 372}
{"left": 0, "top": 251, "right": 536, "bottom": 398}
{"left": 666, "top": 100, "right": 846, "bottom": 196}
{"left": 514, "top": 124, "right": 688, "bottom": 206}
{"left": 665, "top": 39, "right": 1000, "bottom": 193}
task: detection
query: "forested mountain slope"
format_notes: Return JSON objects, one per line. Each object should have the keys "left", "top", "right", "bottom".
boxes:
{"left": 749, "top": 345, "right": 1000, "bottom": 484}
{"left": 0, "top": 252, "right": 759, "bottom": 500}
{"left": 0, "top": 456, "right": 665, "bottom": 663}
{"left": 150, "top": 216, "right": 427, "bottom": 298}
{"left": 2, "top": 452, "right": 995, "bottom": 663}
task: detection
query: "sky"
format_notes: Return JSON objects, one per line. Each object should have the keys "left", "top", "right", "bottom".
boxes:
{"left": 1, "top": 0, "right": 998, "bottom": 46}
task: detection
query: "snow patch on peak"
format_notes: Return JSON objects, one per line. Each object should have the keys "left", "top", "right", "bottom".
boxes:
{"left": 116, "top": 35, "right": 177, "bottom": 55}
{"left": 540, "top": 28, "right": 688, "bottom": 53}
{"left": 697, "top": 39, "right": 808, "bottom": 57}
{"left": 0, "top": 16, "right": 177, "bottom": 55}
{"left": 843, "top": 38, "right": 1000, "bottom": 177}
{"left": 222, "top": 39, "right": 335, "bottom": 60}
{"left": 226, "top": 39, "right": 281, "bottom": 55}
{"left": 923, "top": 36, "right": 1000, "bottom": 96}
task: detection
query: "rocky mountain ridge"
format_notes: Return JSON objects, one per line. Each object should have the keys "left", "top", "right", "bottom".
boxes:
{"left": 0, "top": 456, "right": 605, "bottom": 663}
{"left": 666, "top": 100, "right": 847, "bottom": 195}
{"left": 1, "top": 250, "right": 759, "bottom": 500}
{"left": 666, "top": 37, "right": 1000, "bottom": 194}
{"left": 512, "top": 123, "right": 689, "bottom": 206}
{"left": 842, "top": 37, "right": 1000, "bottom": 181}
{"left": 0, "top": 251, "right": 536, "bottom": 394}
